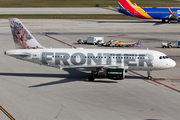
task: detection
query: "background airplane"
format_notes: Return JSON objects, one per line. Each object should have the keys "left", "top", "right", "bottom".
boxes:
{"left": 111, "top": 0, "right": 180, "bottom": 23}
{"left": 4, "top": 18, "right": 176, "bottom": 81}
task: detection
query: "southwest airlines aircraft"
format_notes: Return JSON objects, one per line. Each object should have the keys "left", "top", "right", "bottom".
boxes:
{"left": 4, "top": 18, "right": 176, "bottom": 81}
{"left": 115, "top": 0, "right": 180, "bottom": 23}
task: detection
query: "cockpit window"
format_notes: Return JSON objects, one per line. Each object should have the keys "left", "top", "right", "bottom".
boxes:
{"left": 159, "top": 56, "right": 169, "bottom": 60}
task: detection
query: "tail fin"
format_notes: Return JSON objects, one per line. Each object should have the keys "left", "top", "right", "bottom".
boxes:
{"left": 118, "top": 2, "right": 124, "bottom": 9}
{"left": 9, "top": 18, "right": 44, "bottom": 49}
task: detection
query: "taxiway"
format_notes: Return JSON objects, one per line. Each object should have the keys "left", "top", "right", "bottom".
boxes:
{"left": 0, "top": 19, "right": 180, "bottom": 120}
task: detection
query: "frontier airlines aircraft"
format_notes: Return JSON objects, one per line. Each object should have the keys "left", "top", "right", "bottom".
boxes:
{"left": 4, "top": 18, "right": 176, "bottom": 81}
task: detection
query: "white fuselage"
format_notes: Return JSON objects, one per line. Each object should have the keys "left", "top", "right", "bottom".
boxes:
{"left": 5, "top": 48, "right": 176, "bottom": 71}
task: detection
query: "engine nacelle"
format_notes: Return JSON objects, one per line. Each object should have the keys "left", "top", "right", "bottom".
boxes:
{"left": 106, "top": 68, "right": 125, "bottom": 80}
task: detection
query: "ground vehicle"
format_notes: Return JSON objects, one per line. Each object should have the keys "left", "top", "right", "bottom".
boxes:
{"left": 113, "top": 41, "right": 138, "bottom": 47}
{"left": 77, "top": 37, "right": 104, "bottom": 45}
{"left": 177, "top": 40, "right": 180, "bottom": 47}
{"left": 87, "top": 37, "right": 104, "bottom": 45}
{"left": 161, "top": 42, "right": 172, "bottom": 48}
{"left": 77, "top": 39, "right": 86, "bottom": 44}
{"left": 101, "top": 40, "right": 118, "bottom": 46}
{"left": 161, "top": 40, "right": 180, "bottom": 48}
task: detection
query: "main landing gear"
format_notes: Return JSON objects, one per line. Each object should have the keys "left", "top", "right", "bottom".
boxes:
{"left": 147, "top": 70, "right": 152, "bottom": 80}
{"left": 162, "top": 19, "right": 170, "bottom": 23}
{"left": 88, "top": 71, "right": 98, "bottom": 81}
{"left": 162, "top": 18, "right": 179, "bottom": 23}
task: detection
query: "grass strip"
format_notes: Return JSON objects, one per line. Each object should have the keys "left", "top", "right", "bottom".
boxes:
{"left": 0, "top": 0, "right": 179, "bottom": 7}
{"left": 0, "top": 14, "right": 139, "bottom": 19}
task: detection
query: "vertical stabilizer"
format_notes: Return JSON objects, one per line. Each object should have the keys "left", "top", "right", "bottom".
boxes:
{"left": 9, "top": 18, "right": 44, "bottom": 49}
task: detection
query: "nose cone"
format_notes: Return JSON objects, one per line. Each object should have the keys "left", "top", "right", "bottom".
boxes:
{"left": 171, "top": 59, "right": 176, "bottom": 68}
{"left": 168, "top": 59, "right": 176, "bottom": 68}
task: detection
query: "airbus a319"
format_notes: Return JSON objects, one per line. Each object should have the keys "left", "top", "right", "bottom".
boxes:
{"left": 4, "top": 18, "right": 176, "bottom": 81}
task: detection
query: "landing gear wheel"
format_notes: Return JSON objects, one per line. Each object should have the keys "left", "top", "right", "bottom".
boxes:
{"left": 163, "top": 19, "right": 170, "bottom": 23}
{"left": 147, "top": 76, "right": 152, "bottom": 80}
{"left": 168, "top": 20, "right": 171, "bottom": 23}
{"left": 162, "top": 19, "right": 165, "bottom": 23}
{"left": 88, "top": 75, "right": 95, "bottom": 81}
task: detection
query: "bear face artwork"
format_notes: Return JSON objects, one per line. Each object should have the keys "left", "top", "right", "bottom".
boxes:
{"left": 13, "top": 25, "right": 28, "bottom": 49}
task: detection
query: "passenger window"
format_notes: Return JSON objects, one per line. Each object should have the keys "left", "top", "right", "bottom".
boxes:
{"left": 159, "top": 56, "right": 162, "bottom": 59}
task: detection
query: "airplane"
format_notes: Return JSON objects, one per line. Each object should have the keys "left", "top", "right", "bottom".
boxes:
{"left": 4, "top": 18, "right": 176, "bottom": 81}
{"left": 111, "top": 0, "right": 180, "bottom": 23}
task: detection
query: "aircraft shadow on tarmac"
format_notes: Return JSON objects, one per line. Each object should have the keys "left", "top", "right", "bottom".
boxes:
{"left": 0, "top": 69, "right": 145, "bottom": 87}
{"left": 83, "top": 19, "right": 180, "bottom": 26}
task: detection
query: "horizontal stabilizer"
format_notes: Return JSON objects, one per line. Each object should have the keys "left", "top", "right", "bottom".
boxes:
{"left": 4, "top": 51, "right": 30, "bottom": 56}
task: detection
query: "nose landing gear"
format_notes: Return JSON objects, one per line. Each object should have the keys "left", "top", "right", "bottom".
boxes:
{"left": 147, "top": 70, "right": 153, "bottom": 80}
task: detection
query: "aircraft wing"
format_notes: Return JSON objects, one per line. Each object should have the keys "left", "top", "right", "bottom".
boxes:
{"left": 59, "top": 64, "right": 128, "bottom": 70}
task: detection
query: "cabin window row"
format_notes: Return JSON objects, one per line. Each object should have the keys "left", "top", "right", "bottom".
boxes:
{"left": 52, "top": 56, "right": 146, "bottom": 59}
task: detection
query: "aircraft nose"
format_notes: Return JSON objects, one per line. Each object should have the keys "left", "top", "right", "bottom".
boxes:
{"left": 170, "top": 59, "right": 176, "bottom": 68}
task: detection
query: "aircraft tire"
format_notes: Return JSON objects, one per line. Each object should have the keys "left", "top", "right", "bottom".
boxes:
{"left": 147, "top": 76, "right": 152, "bottom": 80}
{"left": 88, "top": 75, "right": 95, "bottom": 81}
{"left": 162, "top": 19, "right": 165, "bottom": 23}
{"left": 168, "top": 45, "right": 172, "bottom": 48}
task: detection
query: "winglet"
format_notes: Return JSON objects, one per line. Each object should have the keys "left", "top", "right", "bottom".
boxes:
{"left": 168, "top": 8, "right": 173, "bottom": 15}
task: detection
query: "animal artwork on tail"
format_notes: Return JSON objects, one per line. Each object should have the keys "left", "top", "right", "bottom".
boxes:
{"left": 9, "top": 18, "right": 43, "bottom": 49}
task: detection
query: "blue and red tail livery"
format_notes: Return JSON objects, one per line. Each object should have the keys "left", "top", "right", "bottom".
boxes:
{"left": 117, "top": 0, "right": 180, "bottom": 23}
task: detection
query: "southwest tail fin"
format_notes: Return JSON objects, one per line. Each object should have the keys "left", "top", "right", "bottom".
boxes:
{"left": 9, "top": 18, "right": 44, "bottom": 49}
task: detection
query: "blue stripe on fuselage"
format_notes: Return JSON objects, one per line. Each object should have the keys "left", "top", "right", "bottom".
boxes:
{"left": 142, "top": 7, "right": 180, "bottom": 19}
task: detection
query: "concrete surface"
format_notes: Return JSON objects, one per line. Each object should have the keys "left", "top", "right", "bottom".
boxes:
{"left": 0, "top": 7, "right": 119, "bottom": 14}
{"left": 0, "top": 19, "right": 180, "bottom": 120}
